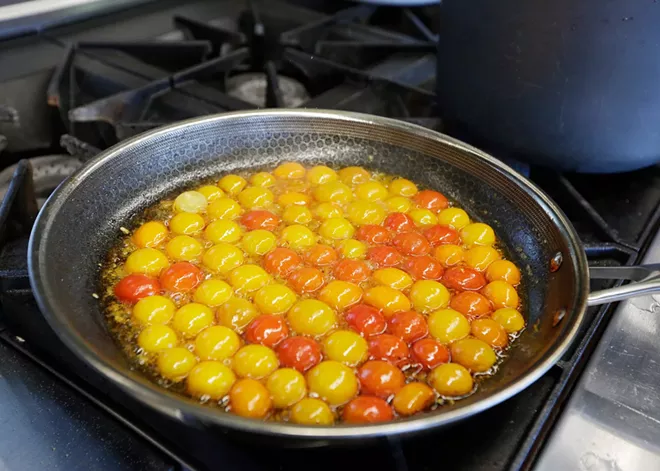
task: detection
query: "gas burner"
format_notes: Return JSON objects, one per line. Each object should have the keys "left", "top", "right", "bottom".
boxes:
{"left": 226, "top": 72, "right": 310, "bottom": 108}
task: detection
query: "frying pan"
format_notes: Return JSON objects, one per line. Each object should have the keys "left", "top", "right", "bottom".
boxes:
{"left": 27, "top": 110, "right": 660, "bottom": 443}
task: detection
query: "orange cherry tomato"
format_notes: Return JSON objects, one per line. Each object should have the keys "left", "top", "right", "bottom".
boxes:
{"left": 384, "top": 212, "right": 415, "bottom": 233}
{"left": 355, "top": 225, "right": 391, "bottom": 245}
{"left": 411, "top": 338, "right": 450, "bottom": 370}
{"left": 414, "top": 190, "right": 449, "bottom": 211}
{"left": 345, "top": 304, "right": 387, "bottom": 337}
{"left": 442, "top": 266, "right": 486, "bottom": 291}
{"left": 240, "top": 210, "right": 280, "bottom": 231}
{"left": 392, "top": 232, "right": 431, "bottom": 256}
{"left": 368, "top": 334, "right": 410, "bottom": 366}
{"left": 263, "top": 247, "right": 302, "bottom": 277}
{"left": 343, "top": 396, "right": 393, "bottom": 423}
{"left": 450, "top": 291, "right": 493, "bottom": 318}
{"left": 159, "top": 262, "right": 203, "bottom": 292}
{"left": 305, "top": 244, "right": 338, "bottom": 266}
{"left": 367, "top": 246, "right": 403, "bottom": 268}
{"left": 276, "top": 337, "right": 322, "bottom": 372}
{"left": 288, "top": 267, "right": 325, "bottom": 293}
{"left": 334, "top": 259, "right": 371, "bottom": 283}
{"left": 246, "top": 314, "right": 289, "bottom": 347}
{"left": 423, "top": 225, "right": 460, "bottom": 246}
{"left": 388, "top": 311, "right": 428, "bottom": 343}
{"left": 358, "top": 360, "right": 405, "bottom": 397}
{"left": 402, "top": 256, "right": 444, "bottom": 280}
{"left": 114, "top": 274, "right": 160, "bottom": 303}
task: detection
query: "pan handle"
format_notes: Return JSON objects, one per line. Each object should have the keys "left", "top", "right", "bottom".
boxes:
{"left": 587, "top": 265, "right": 660, "bottom": 306}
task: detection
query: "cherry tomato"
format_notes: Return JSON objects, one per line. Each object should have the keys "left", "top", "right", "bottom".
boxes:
{"left": 402, "top": 256, "right": 444, "bottom": 280}
{"left": 288, "top": 267, "right": 325, "bottom": 293}
{"left": 450, "top": 291, "right": 493, "bottom": 318}
{"left": 263, "top": 247, "right": 301, "bottom": 277}
{"left": 305, "top": 244, "right": 338, "bottom": 266}
{"left": 345, "top": 304, "right": 387, "bottom": 337}
{"left": 411, "top": 338, "right": 450, "bottom": 370}
{"left": 423, "top": 225, "right": 460, "bottom": 246}
{"left": 355, "top": 225, "right": 391, "bottom": 245}
{"left": 159, "top": 262, "right": 203, "bottom": 292}
{"left": 384, "top": 212, "right": 415, "bottom": 233}
{"left": 343, "top": 396, "right": 394, "bottom": 423}
{"left": 240, "top": 210, "right": 280, "bottom": 231}
{"left": 368, "top": 334, "right": 410, "bottom": 366}
{"left": 414, "top": 190, "right": 449, "bottom": 211}
{"left": 358, "top": 360, "right": 405, "bottom": 397}
{"left": 246, "top": 315, "right": 289, "bottom": 347}
{"left": 334, "top": 259, "right": 371, "bottom": 283}
{"left": 388, "top": 311, "right": 428, "bottom": 343}
{"left": 114, "top": 274, "right": 160, "bottom": 303}
{"left": 392, "top": 232, "right": 431, "bottom": 256}
{"left": 367, "top": 246, "right": 403, "bottom": 268}
{"left": 442, "top": 266, "right": 486, "bottom": 291}
{"left": 276, "top": 337, "right": 323, "bottom": 372}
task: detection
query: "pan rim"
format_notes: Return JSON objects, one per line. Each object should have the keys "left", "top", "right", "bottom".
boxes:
{"left": 28, "top": 109, "right": 589, "bottom": 439}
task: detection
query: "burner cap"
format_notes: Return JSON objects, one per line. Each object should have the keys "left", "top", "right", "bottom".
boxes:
{"left": 226, "top": 73, "right": 310, "bottom": 108}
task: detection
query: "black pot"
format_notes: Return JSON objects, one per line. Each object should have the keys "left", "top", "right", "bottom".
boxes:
{"left": 436, "top": 0, "right": 660, "bottom": 173}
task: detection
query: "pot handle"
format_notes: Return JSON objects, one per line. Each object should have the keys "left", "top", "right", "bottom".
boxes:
{"left": 587, "top": 265, "right": 660, "bottom": 306}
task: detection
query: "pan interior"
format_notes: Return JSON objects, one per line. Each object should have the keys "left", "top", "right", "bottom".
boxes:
{"left": 31, "top": 111, "right": 587, "bottom": 435}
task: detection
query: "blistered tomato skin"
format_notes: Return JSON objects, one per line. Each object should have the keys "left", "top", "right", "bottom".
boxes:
{"left": 423, "top": 225, "right": 460, "bottom": 246}
{"left": 367, "top": 246, "right": 403, "bottom": 268}
{"left": 159, "top": 262, "right": 202, "bottom": 293}
{"left": 277, "top": 337, "right": 323, "bottom": 372}
{"left": 245, "top": 314, "right": 289, "bottom": 347}
{"left": 288, "top": 267, "right": 325, "bottom": 293}
{"left": 392, "top": 232, "right": 431, "bottom": 256}
{"left": 384, "top": 212, "right": 415, "bottom": 233}
{"left": 263, "top": 247, "right": 301, "bottom": 277}
{"left": 403, "top": 256, "right": 444, "bottom": 280}
{"left": 115, "top": 274, "right": 161, "bottom": 303}
{"left": 334, "top": 259, "right": 371, "bottom": 283}
{"left": 411, "top": 338, "right": 450, "bottom": 370}
{"left": 345, "top": 304, "right": 387, "bottom": 337}
{"left": 343, "top": 397, "right": 393, "bottom": 423}
{"left": 450, "top": 291, "right": 493, "bottom": 319}
{"left": 355, "top": 225, "right": 391, "bottom": 244}
{"left": 368, "top": 334, "right": 410, "bottom": 366}
{"left": 305, "top": 244, "right": 338, "bottom": 266}
{"left": 442, "top": 266, "right": 487, "bottom": 291}
{"left": 388, "top": 311, "right": 428, "bottom": 343}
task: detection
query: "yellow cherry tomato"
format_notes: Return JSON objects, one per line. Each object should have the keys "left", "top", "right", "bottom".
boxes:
{"left": 450, "top": 338, "right": 497, "bottom": 372}
{"left": 486, "top": 260, "right": 521, "bottom": 285}
{"left": 346, "top": 201, "right": 386, "bottom": 225}
{"left": 287, "top": 299, "right": 337, "bottom": 337}
{"left": 314, "top": 202, "right": 343, "bottom": 220}
{"left": 125, "top": 248, "right": 169, "bottom": 276}
{"left": 267, "top": 368, "right": 307, "bottom": 408}
{"left": 195, "top": 326, "right": 241, "bottom": 360}
{"left": 323, "top": 330, "right": 368, "bottom": 366}
{"left": 273, "top": 162, "right": 305, "bottom": 180}
{"left": 372, "top": 268, "right": 413, "bottom": 290}
{"left": 409, "top": 280, "right": 450, "bottom": 313}
{"left": 428, "top": 309, "right": 471, "bottom": 344}
{"left": 165, "top": 235, "right": 203, "bottom": 261}
{"left": 471, "top": 318, "right": 509, "bottom": 349}
{"left": 409, "top": 208, "right": 438, "bottom": 227}
{"left": 482, "top": 280, "right": 519, "bottom": 309}
{"left": 187, "top": 361, "right": 236, "bottom": 399}
{"left": 172, "top": 303, "right": 213, "bottom": 337}
{"left": 238, "top": 186, "right": 274, "bottom": 209}
{"left": 355, "top": 181, "right": 388, "bottom": 202}
{"left": 217, "top": 297, "right": 260, "bottom": 332}
{"left": 428, "top": 363, "right": 473, "bottom": 396}
{"left": 278, "top": 192, "right": 310, "bottom": 207}
{"left": 319, "top": 218, "right": 354, "bottom": 240}
{"left": 363, "top": 286, "right": 411, "bottom": 316}
{"left": 437, "top": 208, "right": 470, "bottom": 229}
{"left": 133, "top": 295, "right": 175, "bottom": 324}
{"left": 137, "top": 324, "right": 178, "bottom": 353}
{"left": 202, "top": 243, "right": 244, "bottom": 273}
{"left": 307, "top": 165, "right": 337, "bottom": 185}
{"left": 461, "top": 222, "right": 496, "bottom": 246}
{"left": 386, "top": 196, "right": 413, "bottom": 213}
{"left": 254, "top": 284, "right": 297, "bottom": 315}
{"left": 307, "top": 361, "right": 358, "bottom": 406}
{"left": 169, "top": 213, "right": 205, "bottom": 235}
{"left": 290, "top": 398, "right": 334, "bottom": 425}
{"left": 392, "top": 382, "right": 435, "bottom": 416}
{"left": 313, "top": 182, "right": 353, "bottom": 204}
{"left": 434, "top": 244, "right": 464, "bottom": 267}
{"left": 282, "top": 205, "right": 313, "bottom": 225}
{"left": 196, "top": 185, "right": 225, "bottom": 202}
{"left": 464, "top": 246, "right": 500, "bottom": 271}
{"left": 157, "top": 347, "right": 196, "bottom": 380}
{"left": 228, "top": 264, "right": 270, "bottom": 293}
{"left": 174, "top": 191, "right": 207, "bottom": 214}
{"left": 218, "top": 174, "right": 247, "bottom": 195}
{"left": 205, "top": 220, "right": 242, "bottom": 244}
{"left": 492, "top": 308, "right": 525, "bottom": 333}
{"left": 241, "top": 230, "right": 277, "bottom": 256}
{"left": 389, "top": 178, "right": 418, "bottom": 197}
{"left": 281, "top": 224, "right": 316, "bottom": 250}
{"left": 318, "top": 280, "right": 363, "bottom": 311}
{"left": 207, "top": 198, "right": 243, "bottom": 220}
{"left": 133, "top": 221, "right": 168, "bottom": 248}
{"left": 338, "top": 166, "right": 370, "bottom": 185}
{"left": 338, "top": 239, "right": 367, "bottom": 259}
{"left": 230, "top": 379, "right": 272, "bottom": 418}
{"left": 233, "top": 344, "right": 279, "bottom": 379}
{"left": 250, "top": 172, "right": 276, "bottom": 187}
{"left": 193, "top": 279, "right": 233, "bottom": 307}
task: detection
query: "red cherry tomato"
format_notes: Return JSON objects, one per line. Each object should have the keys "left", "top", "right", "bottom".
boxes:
{"left": 367, "top": 246, "right": 403, "bottom": 268}
{"left": 388, "top": 311, "right": 428, "bottom": 343}
{"left": 423, "top": 225, "right": 460, "bottom": 246}
{"left": 240, "top": 210, "right": 280, "bottom": 231}
{"left": 246, "top": 315, "right": 289, "bottom": 347}
{"left": 414, "top": 190, "right": 449, "bottom": 211}
{"left": 276, "top": 337, "right": 322, "bottom": 372}
{"left": 402, "top": 256, "right": 444, "bottom": 280}
{"left": 159, "top": 262, "right": 203, "bottom": 292}
{"left": 334, "top": 259, "right": 371, "bottom": 283}
{"left": 343, "top": 396, "right": 394, "bottom": 423}
{"left": 368, "top": 334, "right": 410, "bottom": 366}
{"left": 392, "top": 232, "right": 431, "bottom": 256}
{"left": 411, "top": 338, "right": 450, "bottom": 370}
{"left": 450, "top": 291, "right": 492, "bottom": 318}
{"left": 114, "top": 274, "right": 160, "bottom": 303}
{"left": 384, "top": 213, "right": 415, "bottom": 233}
{"left": 263, "top": 247, "right": 301, "bottom": 277}
{"left": 442, "top": 266, "right": 486, "bottom": 291}
{"left": 305, "top": 244, "right": 338, "bottom": 266}
{"left": 345, "top": 304, "right": 387, "bottom": 337}
{"left": 358, "top": 360, "right": 405, "bottom": 397}
{"left": 355, "top": 225, "right": 391, "bottom": 245}
{"left": 288, "top": 267, "right": 325, "bottom": 293}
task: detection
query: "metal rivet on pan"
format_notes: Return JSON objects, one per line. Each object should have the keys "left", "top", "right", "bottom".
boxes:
{"left": 552, "top": 309, "right": 567, "bottom": 327}
{"left": 550, "top": 252, "right": 563, "bottom": 272}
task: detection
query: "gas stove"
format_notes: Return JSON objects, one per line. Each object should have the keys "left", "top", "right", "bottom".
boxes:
{"left": 1, "top": 1, "right": 660, "bottom": 470}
